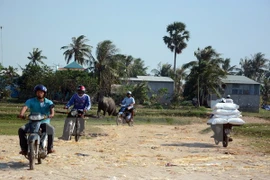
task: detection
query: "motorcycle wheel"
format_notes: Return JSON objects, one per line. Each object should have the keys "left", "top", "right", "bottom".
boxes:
{"left": 29, "top": 142, "right": 35, "bottom": 170}
{"left": 222, "top": 132, "right": 229, "bottom": 147}
{"left": 214, "top": 138, "right": 219, "bottom": 145}
{"left": 126, "top": 119, "right": 132, "bottom": 126}
{"left": 75, "top": 118, "right": 80, "bottom": 142}
{"left": 116, "top": 114, "right": 122, "bottom": 126}
{"left": 38, "top": 156, "right": 42, "bottom": 164}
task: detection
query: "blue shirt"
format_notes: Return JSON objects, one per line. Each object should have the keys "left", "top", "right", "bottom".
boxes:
{"left": 121, "top": 97, "right": 135, "bottom": 107}
{"left": 25, "top": 97, "right": 54, "bottom": 124}
{"left": 65, "top": 93, "right": 91, "bottom": 111}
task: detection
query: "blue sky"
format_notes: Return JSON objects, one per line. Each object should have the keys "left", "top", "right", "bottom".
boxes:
{"left": 0, "top": 0, "right": 269, "bottom": 74}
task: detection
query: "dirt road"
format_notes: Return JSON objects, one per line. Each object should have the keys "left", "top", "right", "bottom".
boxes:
{"left": 0, "top": 117, "right": 269, "bottom": 180}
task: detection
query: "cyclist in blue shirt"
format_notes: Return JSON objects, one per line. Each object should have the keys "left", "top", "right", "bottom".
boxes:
{"left": 59, "top": 85, "right": 91, "bottom": 139}
{"left": 64, "top": 85, "right": 91, "bottom": 112}
{"left": 18, "top": 85, "right": 55, "bottom": 155}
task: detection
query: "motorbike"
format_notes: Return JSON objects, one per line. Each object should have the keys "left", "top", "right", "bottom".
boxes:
{"left": 116, "top": 105, "right": 133, "bottom": 126}
{"left": 66, "top": 109, "right": 84, "bottom": 142}
{"left": 209, "top": 123, "right": 233, "bottom": 147}
{"left": 20, "top": 114, "right": 49, "bottom": 170}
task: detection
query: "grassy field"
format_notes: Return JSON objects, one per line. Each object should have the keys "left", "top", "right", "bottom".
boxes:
{"left": 0, "top": 101, "right": 269, "bottom": 153}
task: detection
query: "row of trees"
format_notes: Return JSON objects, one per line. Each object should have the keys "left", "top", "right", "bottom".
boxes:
{"left": 0, "top": 21, "right": 269, "bottom": 106}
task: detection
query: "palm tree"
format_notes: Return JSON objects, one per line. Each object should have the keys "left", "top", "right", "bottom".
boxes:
{"left": 61, "top": 35, "right": 92, "bottom": 65}
{"left": 27, "top": 48, "right": 47, "bottom": 66}
{"left": 183, "top": 46, "right": 226, "bottom": 106}
{"left": 222, "top": 58, "right": 237, "bottom": 75}
{"left": 151, "top": 62, "right": 172, "bottom": 77}
{"left": 163, "top": 22, "right": 190, "bottom": 74}
{"left": 92, "top": 40, "right": 119, "bottom": 95}
{"left": 237, "top": 52, "right": 269, "bottom": 83}
{"left": 129, "top": 58, "right": 148, "bottom": 77}
{"left": 174, "top": 65, "right": 187, "bottom": 95}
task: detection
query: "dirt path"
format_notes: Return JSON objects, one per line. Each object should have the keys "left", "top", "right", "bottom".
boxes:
{"left": 0, "top": 117, "right": 269, "bottom": 180}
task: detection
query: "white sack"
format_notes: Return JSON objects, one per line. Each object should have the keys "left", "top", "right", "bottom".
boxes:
{"left": 207, "top": 118, "right": 229, "bottom": 125}
{"left": 228, "top": 118, "right": 245, "bottom": 125}
{"left": 213, "top": 114, "right": 242, "bottom": 118}
{"left": 212, "top": 109, "right": 241, "bottom": 116}
{"left": 213, "top": 103, "right": 239, "bottom": 110}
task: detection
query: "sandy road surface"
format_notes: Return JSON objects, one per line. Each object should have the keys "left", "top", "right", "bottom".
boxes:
{"left": 0, "top": 117, "right": 269, "bottom": 180}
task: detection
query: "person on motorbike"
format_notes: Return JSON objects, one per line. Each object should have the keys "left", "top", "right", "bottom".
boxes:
{"left": 119, "top": 91, "right": 135, "bottom": 121}
{"left": 18, "top": 84, "right": 55, "bottom": 155}
{"left": 60, "top": 85, "right": 91, "bottom": 138}
{"left": 225, "top": 95, "right": 234, "bottom": 103}
{"left": 211, "top": 98, "right": 233, "bottom": 142}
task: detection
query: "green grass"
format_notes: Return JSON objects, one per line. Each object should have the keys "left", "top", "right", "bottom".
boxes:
{"left": 242, "top": 109, "right": 270, "bottom": 120}
{"left": 233, "top": 123, "right": 270, "bottom": 153}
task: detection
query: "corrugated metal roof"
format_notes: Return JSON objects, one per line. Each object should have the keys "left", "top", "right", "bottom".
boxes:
{"left": 64, "top": 61, "right": 84, "bottom": 69}
{"left": 221, "top": 75, "right": 260, "bottom": 84}
{"left": 128, "top": 76, "right": 174, "bottom": 82}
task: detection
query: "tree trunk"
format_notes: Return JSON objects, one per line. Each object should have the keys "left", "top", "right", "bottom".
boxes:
{"left": 197, "top": 77, "right": 200, "bottom": 107}
{"left": 173, "top": 49, "right": 177, "bottom": 74}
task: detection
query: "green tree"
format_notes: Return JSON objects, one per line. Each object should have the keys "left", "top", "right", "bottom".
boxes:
{"left": 237, "top": 52, "right": 269, "bottom": 83}
{"left": 27, "top": 48, "right": 47, "bottom": 66}
{"left": 129, "top": 58, "right": 148, "bottom": 77}
{"left": 151, "top": 62, "right": 172, "bottom": 77}
{"left": 0, "top": 66, "right": 19, "bottom": 85}
{"left": 261, "top": 78, "right": 270, "bottom": 104}
{"left": 92, "top": 40, "right": 119, "bottom": 95}
{"left": 17, "top": 64, "right": 54, "bottom": 100}
{"left": 183, "top": 46, "right": 226, "bottom": 106}
{"left": 61, "top": 35, "right": 93, "bottom": 65}
{"left": 163, "top": 22, "right": 190, "bottom": 74}
{"left": 222, "top": 58, "right": 237, "bottom": 75}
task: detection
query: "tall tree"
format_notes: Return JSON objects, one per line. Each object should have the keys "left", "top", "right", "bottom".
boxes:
{"left": 163, "top": 22, "right": 190, "bottom": 74}
{"left": 61, "top": 35, "right": 92, "bottom": 65}
{"left": 183, "top": 46, "right": 226, "bottom": 106}
{"left": 92, "top": 40, "right": 119, "bottom": 95}
{"left": 27, "top": 48, "right": 47, "bottom": 66}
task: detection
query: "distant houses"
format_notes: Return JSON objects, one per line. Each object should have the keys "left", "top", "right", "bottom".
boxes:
{"left": 210, "top": 75, "right": 260, "bottom": 112}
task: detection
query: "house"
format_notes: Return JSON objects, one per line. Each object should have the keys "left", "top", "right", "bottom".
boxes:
{"left": 122, "top": 76, "right": 174, "bottom": 103}
{"left": 57, "top": 61, "right": 85, "bottom": 71}
{"left": 210, "top": 75, "right": 260, "bottom": 112}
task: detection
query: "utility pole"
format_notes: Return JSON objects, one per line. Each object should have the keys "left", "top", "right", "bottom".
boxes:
{"left": 0, "top": 26, "right": 3, "bottom": 66}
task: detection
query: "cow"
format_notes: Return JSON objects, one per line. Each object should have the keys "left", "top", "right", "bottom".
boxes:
{"left": 97, "top": 96, "right": 118, "bottom": 118}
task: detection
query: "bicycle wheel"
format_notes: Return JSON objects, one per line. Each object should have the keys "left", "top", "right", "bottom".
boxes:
{"left": 75, "top": 117, "right": 80, "bottom": 142}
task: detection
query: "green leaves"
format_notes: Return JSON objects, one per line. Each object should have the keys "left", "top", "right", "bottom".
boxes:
{"left": 163, "top": 21, "right": 190, "bottom": 73}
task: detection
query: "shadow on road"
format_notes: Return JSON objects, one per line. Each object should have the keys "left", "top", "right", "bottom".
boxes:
{"left": 161, "top": 142, "right": 216, "bottom": 148}
{"left": 0, "top": 161, "right": 27, "bottom": 170}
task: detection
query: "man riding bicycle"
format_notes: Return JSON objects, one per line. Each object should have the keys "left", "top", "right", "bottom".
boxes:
{"left": 59, "top": 85, "right": 91, "bottom": 140}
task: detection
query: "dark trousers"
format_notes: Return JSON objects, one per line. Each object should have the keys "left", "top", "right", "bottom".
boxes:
{"left": 18, "top": 123, "right": 55, "bottom": 151}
